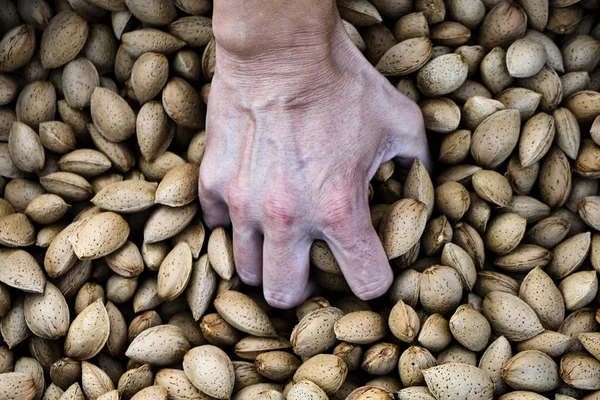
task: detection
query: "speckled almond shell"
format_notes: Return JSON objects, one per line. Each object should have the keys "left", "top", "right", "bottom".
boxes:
{"left": 376, "top": 37, "right": 432, "bottom": 76}
{"left": 183, "top": 345, "right": 234, "bottom": 399}
{"left": 337, "top": 0, "right": 383, "bottom": 26}
{"left": 378, "top": 198, "right": 428, "bottom": 259}
{"left": 389, "top": 300, "right": 420, "bottom": 343}
{"left": 155, "top": 163, "right": 199, "bottom": 207}
{"left": 25, "top": 193, "right": 70, "bottom": 225}
{"left": 40, "top": 12, "right": 89, "bottom": 69}
{"left": 404, "top": 159, "right": 434, "bottom": 218}
{"left": 519, "top": 113, "right": 556, "bottom": 168}
{"left": 438, "top": 129, "right": 471, "bottom": 165}
{"left": 126, "top": 0, "right": 177, "bottom": 26}
{"left": 399, "top": 346, "right": 437, "bottom": 387}
{"left": 137, "top": 101, "right": 173, "bottom": 163}
{"left": 61, "top": 383, "right": 84, "bottom": 400}
{"left": 105, "top": 240, "right": 144, "bottom": 278}
{"left": 121, "top": 29, "right": 185, "bottom": 58}
{"left": 309, "top": 240, "right": 341, "bottom": 275}
{"left": 214, "top": 290, "right": 276, "bottom": 337}
{"left": 471, "top": 109, "right": 521, "bottom": 169}
{"left": 346, "top": 386, "right": 394, "bottom": 400}
{"left": 291, "top": 307, "right": 344, "bottom": 357}
{"left": 64, "top": 299, "right": 109, "bottom": 360}
{"left": 483, "top": 291, "right": 544, "bottom": 341}
{"left": 449, "top": 304, "right": 491, "bottom": 352}
{"left": 70, "top": 212, "right": 129, "bottom": 260}
{"left": 506, "top": 39, "right": 546, "bottom": 79}
{"left": 479, "top": 1, "right": 527, "bottom": 49}
{"left": 131, "top": 53, "right": 169, "bottom": 104}
{"left": 480, "top": 48, "right": 514, "bottom": 95}
{"left": 138, "top": 151, "right": 186, "bottom": 182}
{"left": 0, "top": 25, "right": 36, "bottom": 74}
{"left": 293, "top": 354, "right": 348, "bottom": 395}
{"left": 39, "top": 172, "right": 93, "bottom": 203}
{"left": 81, "top": 361, "right": 114, "bottom": 400}
{"left": 286, "top": 380, "right": 328, "bottom": 400}
{"left": 186, "top": 254, "right": 217, "bottom": 321}
{"left": 62, "top": 58, "right": 99, "bottom": 110}
{"left": 562, "top": 35, "right": 600, "bottom": 73}
{"left": 493, "top": 244, "right": 551, "bottom": 273}
{"left": 518, "top": 67, "right": 563, "bottom": 111}
{"left": 441, "top": 243, "right": 477, "bottom": 291}
{"left": 0, "top": 250, "right": 45, "bottom": 293}
{"left": 58, "top": 149, "right": 112, "bottom": 179}
{"left": 88, "top": 123, "right": 135, "bottom": 174}
{"left": 420, "top": 266, "right": 463, "bottom": 315}
{"left": 90, "top": 87, "right": 135, "bottom": 143}
{"left": 421, "top": 98, "right": 461, "bottom": 133}
{"left": 579, "top": 196, "right": 600, "bottom": 231}
{"left": 255, "top": 351, "right": 301, "bottom": 381}
{"left": 553, "top": 108, "right": 580, "bottom": 160}
{"left": 484, "top": 213, "right": 527, "bottom": 255}
{"left": 417, "top": 53, "right": 468, "bottom": 96}
{"left": 503, "top": 350, "right": 560, "bottom": 392}
{"left": 157, "top": 242, "right": 192, "bottom": 302}
{"left": 472, "top": 170, "right": 513, "bottom": 207}
{"left": 430, "top": 21, "right": 471, "bottom": 47}
{"left": 423, "top": 363, "right": 494, "bottom": 400}
{"left": 0, "top": 213, "right": 35, "bottom": 248}
{"left": 559, "top": 270, "right": 598, "bottom": 311}
{"left": 132, "top": 277, "right": 162, "bottom": 314}
{"left": 207, "top": 226, "right": 235, "bottom": 280}
{"left": 453, "top": 222, "right": 485, "bottom": 269}
{"left": 168, "top": 16, "right": 213, "bottom": 50}
{"left": 154, "top": 368, "right": 208, "bottom": 400}
{"left": 162, "top": 77, "right": 205, "bottom": 129}
{"left": 559, "top": 353, "right": 600, "bottom": 390}
{"left": 129, "top": 385, "right": 167, "bottom": 400}
{"left": 8, "top": 121, "right": 45, "bottom": 173}
{"left": 417, "top": 314, "right": 451, "bottom": 353}
{"left": 126, "top": 324, "right": 190, "bottom": 367}
{"left": 434, "top": 181, "right": 470, "bottom": 222}
{"left": 0, "top": 372, "right": 37, "bottom": 400}
{"left": 92, "top": 180, "right": 156, "bottom": 214}
{"left": 478, "top": 336, "right": 512, "bottom": 396}
{"left": 575, "top": 139, "right": 600, "bottom": 178}
{"left": 334, "top": 311, "right": 387, "bottom": 345}
{"left": 517, "top": 330, "right": 571, "bottom": 358}
{"left": 26, "top": 295, "right": 69, "bottom": 351}
{"left": 546, "top": 230, "right": 591, "bottom": 280}
{"left": 397, "top": 386, "right": 436, "bottom": 400}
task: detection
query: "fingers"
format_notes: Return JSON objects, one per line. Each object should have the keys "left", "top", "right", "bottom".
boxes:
{"left": 232, "top": 225, "right": 263, "bottom": 286}
{"left": 321, "top": 194, "right": 393, "bottom": 300}
{"left": 262, "top": 233, "right": 313, "bottom": 309}
{"left": 384, "top": 96, "right": 433, "bottom": 174}
{"left": 199, "top": 165, "right": 231, "bottom": 229}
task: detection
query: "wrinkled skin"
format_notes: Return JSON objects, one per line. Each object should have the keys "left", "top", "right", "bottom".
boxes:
{"left": 199, "top": 1, "right": 431, "bottom": 309}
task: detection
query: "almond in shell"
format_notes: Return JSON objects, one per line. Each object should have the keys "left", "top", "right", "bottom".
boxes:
{"left": 40, "top": 12, "right": 89, "bottom": 69}
{"left": 70, "top": 212, "right": 129, "bottom": 260}
{"left": 64, "top": 299, "right": 109, "bottom": 360}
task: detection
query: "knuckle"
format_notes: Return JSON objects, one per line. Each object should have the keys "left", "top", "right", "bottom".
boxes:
{"left": 226, "top": 182, "right": 251, "bottom": 218}
{"left": 199, "top": 163, "right": 218, "bottom": 193}
{"left": 263, "top": 196, "right": 300, "bottom": 229}
{"left": 319, "top": 192, "right": 356, "bottom": 229}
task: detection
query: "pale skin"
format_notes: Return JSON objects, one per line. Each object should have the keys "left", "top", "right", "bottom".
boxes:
{"left": 200, "top": 0, "right": 432, "bottom": 308}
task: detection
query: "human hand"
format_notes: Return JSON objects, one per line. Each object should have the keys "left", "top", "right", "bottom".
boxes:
{"left": 199, "top": 9, "right": 431, "bottom": 309}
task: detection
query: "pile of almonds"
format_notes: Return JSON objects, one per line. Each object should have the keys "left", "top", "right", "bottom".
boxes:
{"left": 0, "top": 0, "right": 600, "bottom": 399}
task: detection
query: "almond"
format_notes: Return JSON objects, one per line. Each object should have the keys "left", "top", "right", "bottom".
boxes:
{"left": 126, "top": 325, "right": 190, "bottom": 367}
{"left": 64, "top": 299, "right": 109, "bottom": 360}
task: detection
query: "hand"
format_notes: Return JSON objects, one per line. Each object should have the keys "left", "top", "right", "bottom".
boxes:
{"left": 199, "top": 12, "right": 431, "bottom": 309}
